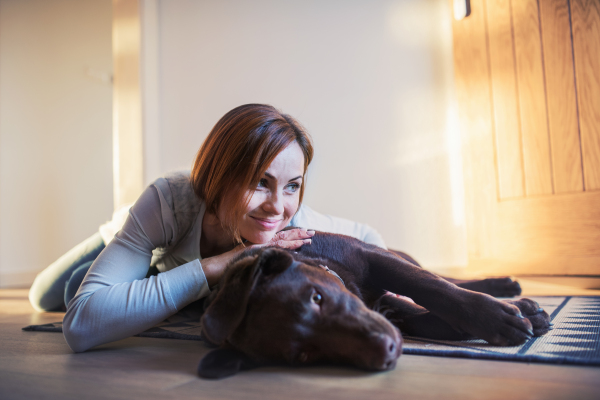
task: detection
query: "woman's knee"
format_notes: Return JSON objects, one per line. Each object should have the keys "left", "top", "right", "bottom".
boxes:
{"left": 28, "top": 233, "right": 105, "bottom": 312}
{"left": 29, "top": 274, "right": 63, "bottom": 312}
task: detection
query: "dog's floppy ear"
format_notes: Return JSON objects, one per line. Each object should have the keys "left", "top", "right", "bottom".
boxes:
{"left": 256, "top": 247, "right": 294, "bottom": 276}
{"left": 200, "top": 248, "right": 295, "bottom": 346}
{"left": 197, "top": 348, "right": 263, "bottom": 379}
{"left": 201, "top": 258, "right": 261, "bottom": 346}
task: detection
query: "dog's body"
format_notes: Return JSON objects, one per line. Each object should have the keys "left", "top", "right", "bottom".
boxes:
{"left": 198, "top": 232, "right": 550, "bottom": 378}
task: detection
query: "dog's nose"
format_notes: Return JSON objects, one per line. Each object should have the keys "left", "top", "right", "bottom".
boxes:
{"left": 369, "top": 332, "right": 402, "bottom": 370}
{"left": 382, "top": 333, "right": 402, "bottom": 369}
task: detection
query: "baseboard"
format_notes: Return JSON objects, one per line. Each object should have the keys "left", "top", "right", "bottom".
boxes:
{"left": 0, "top": 270, "right": 38, "bottom": 289}
{"left": 517, "top": 275, "right": 600, "bottom": 290}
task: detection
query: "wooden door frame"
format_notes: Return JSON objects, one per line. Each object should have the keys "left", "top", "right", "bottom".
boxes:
{"left": 112, "top": 0, "right": 144, "bottom": 210}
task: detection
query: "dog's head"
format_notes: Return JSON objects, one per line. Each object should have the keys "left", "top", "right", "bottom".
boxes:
{"left": 198, "top": 247, "right": 402, "bottom": 378}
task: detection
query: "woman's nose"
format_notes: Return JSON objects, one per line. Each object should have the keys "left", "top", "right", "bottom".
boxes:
{"left": 263, "top": 191, "right": 284, "bottom": 215}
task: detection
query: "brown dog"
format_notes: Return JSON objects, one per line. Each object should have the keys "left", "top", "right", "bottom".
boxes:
{"left": 198, "top": 232, "right": 550, "bottom": 378}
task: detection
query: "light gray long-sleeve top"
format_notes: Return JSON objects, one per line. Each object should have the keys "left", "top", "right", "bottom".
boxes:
{"left": 62, "top": 173, "right": 386, "bottom": 352}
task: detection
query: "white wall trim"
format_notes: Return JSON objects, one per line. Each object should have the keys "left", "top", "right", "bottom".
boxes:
{"left": 0, "top": 270, "right": 39, "bottom": 289}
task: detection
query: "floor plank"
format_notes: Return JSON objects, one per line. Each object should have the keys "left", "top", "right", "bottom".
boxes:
{"left": 1, "top": 287, "right": 599, "bottom": 400}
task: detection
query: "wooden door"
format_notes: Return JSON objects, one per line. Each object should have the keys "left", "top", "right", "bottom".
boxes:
{"left": 451, "top": 0, "right": 600, "bottom": 276}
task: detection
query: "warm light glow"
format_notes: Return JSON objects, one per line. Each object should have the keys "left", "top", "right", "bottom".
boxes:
{"left": 386, "top": 1, "right": 433, "bottom": 47}
{"left": 445, "top": 103, "right": 466, "bottom": 227}
{"left": 453, "top": 0, "right": 470, "bottom": 21}
{"left": 112, "top": 0, "right": 145, "bottom": 210}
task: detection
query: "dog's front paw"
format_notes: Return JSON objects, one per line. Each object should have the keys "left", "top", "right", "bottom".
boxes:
{"left": 504, "top": 298, "right": 551, "bottom": 336}
{"left": 451, "top": 292, "right": 539, "bottom": 346}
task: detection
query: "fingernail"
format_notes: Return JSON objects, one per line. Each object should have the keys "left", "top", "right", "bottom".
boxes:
{"left": 537, "top": 308, "right": 544, "bottom": 312}
{"left": 517, "top": 313, "right": 524, "bottom": 319}
{"left": 304, "top": 239, "right": 312, "bottom": 244}
{"left": 528, "top": 328, "right": 534, "bottom": 336}
{"left": 306, "top": 230, "right": 315, "bottom": 237}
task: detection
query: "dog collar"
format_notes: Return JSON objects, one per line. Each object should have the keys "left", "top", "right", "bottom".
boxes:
{"left": 319, "top": 264, "right": 345, "bottom": 287}
{"left": 290, "top": 260, "right": 345, "bottom": 287}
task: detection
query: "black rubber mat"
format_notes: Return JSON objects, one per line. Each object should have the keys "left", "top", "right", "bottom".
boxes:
{"left": 402, "top": 296, "right": 600, "bottom": 366}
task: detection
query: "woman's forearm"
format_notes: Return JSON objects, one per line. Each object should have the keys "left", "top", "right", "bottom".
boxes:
{"left": 62, "top": 259, "right": 209, "bottom": 352}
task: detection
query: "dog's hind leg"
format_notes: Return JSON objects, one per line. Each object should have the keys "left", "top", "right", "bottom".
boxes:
{"left": 445, "top": 277, "right": 522, "bottom": 297}
{"left": 388, "top": 249, "right": 521, "bottom": 298}
{"left": 373, "top": 294, "right": 471, "bottom": 341}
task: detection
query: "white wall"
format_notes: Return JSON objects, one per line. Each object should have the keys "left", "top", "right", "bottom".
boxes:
{"left": 0, "top": 0, "right": 113, "bottom": 287}
{"left": 151, "top": 0, "right": 467, "bottom": 269}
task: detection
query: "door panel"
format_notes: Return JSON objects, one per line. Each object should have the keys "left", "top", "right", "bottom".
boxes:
{"left": 540, "top": 0, "right": 584, "bottom": 194}
{"left": 451, "top": 0, "right": 600, "bottom": 276}
{"left": 513, "top": 0, "right": 554, "bottom": 196}
{"left": 572, "top": 0, "right": 600, "bottom": 190}
{"left": 486, "top": 0, "right": 524, "bottom": 199}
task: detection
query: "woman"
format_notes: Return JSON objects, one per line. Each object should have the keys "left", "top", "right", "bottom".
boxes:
{"left": 29, "top": 104, "right": 385, "bottom": 352}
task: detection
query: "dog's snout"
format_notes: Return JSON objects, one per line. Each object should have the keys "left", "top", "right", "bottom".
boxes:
{"left": 386, "top": 335, "right": 397, "bottom": 355}
{"left": 368, "top": 332, "right": 402, "bottom": 370}
{"left": 382, "top": 333, "right": 402, "bottom": 369}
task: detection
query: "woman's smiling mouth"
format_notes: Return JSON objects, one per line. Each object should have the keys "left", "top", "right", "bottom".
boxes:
{"left": 250, "top": 216, "right": 282, "bottom": 230}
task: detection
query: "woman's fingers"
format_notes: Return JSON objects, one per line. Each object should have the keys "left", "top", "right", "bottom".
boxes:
{"left": 273, "top": 238, "right": 311, "bottom": 250}
{"left": 271, "top": 228, "right": 314, "bottom": 249}
{"left": 247, "top": 239, "right": 309, "bottom": 251}
{"left": 245, "top": 228, "right": 315, "bottom": 251}
{"left": 273, "top": 228, "right": 315, "bottom": 242}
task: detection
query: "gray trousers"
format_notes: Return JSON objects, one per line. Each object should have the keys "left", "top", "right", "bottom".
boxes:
{"left": 28, "top": 233, "right": 105, "bottom": 312}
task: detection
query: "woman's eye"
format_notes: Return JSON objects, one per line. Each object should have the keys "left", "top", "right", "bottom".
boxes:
{"left": 286, "top": 183, "right": 300, "bottom": 192}
{"left": 257, "top": 178, "right": 268, "bottom": 188}
{"left": 311, "top": 292, "right": 322, "bottom": 305}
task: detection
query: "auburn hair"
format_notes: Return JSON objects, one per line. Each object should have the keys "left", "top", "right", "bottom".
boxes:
{"left": 191, "top": 104, "right": 313, "bottom": 244}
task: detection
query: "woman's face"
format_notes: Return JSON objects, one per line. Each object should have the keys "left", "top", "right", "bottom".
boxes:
{"left": 222, "top": 141, "right": 305, "bottom": 244}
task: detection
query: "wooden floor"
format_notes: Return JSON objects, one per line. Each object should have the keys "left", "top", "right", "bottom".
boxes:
{"left": 1, "top": 280, "right": 600, "bottom": 400}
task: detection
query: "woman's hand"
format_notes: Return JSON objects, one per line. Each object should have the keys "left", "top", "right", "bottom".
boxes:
{"left": 260, "top": 228, "right": 315, "bottom": 249}
{"left": 200, "top": 228, "right": 315, "bottom": 286}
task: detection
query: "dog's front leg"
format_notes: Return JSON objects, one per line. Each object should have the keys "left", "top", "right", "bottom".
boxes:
{"left": 364, "top": 248, "right": 549, "bottom": 346}
{"left": 374, "top": 294, "right": 471, "bottom": 340}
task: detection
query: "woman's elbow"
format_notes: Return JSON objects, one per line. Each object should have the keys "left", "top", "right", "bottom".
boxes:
{"left": 62, "top": 321, "right": 92, "bottom": 353}
{"left": 62, "top": 307, "right": 94, "bottom": 353}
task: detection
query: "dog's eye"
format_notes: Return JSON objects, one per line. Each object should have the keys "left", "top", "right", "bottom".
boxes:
{"left": 311, "top": 292, "right": 323, "bottom": 305}
{"left": 298, "top": 352, "right": 309, "bottom": 363}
